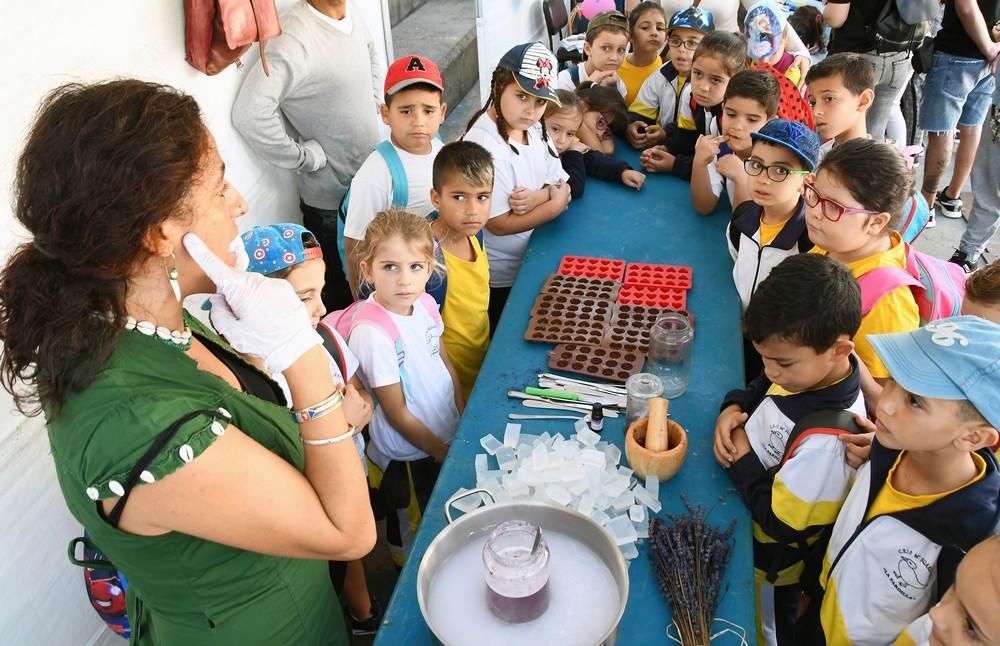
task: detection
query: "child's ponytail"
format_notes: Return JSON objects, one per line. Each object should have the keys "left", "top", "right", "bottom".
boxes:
{"left": 464, "top": 68, "right": 521, "bottom": 155}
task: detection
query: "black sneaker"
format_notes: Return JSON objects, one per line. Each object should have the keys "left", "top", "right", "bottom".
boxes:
{"left": 935, "top": 190, "right": 963, "bottom": 219}
{"left": 350, "top": 597, "right": 383, "bottom": 636}
{"left": 949, "top": 250, "right": 976, "bottom": 273}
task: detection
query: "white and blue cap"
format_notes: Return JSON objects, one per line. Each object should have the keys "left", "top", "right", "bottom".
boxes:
{"left": 744, "top": 1, "right": 787, "bottom": 61}
{"left": 868, "top": 316, "right": 1000, "bottom": 428}
{"left": 241, "top": 223, "right": 323, "bottom": 276}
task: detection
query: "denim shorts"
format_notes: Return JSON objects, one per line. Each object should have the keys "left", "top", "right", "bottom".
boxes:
{"left": 918, "top": 52, "right": 997, "bottom": 131}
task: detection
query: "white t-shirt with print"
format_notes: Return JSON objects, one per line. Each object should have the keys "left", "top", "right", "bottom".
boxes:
{"left": 557, "top": 64, "right": 628, "bottom": 98}
{"left": 348, "top": 295, "right": 459, "bottom": 470}
{"left": 344, "top": 138, "right": 443, "bottom": 240}
{"left": 463, "top": 112, "right": 569, "bottom": 287}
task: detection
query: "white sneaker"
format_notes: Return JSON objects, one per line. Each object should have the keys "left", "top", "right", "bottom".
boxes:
{"left": 935, "top": 190, "right": 964, "bottom": 219}
{"left": 925, "top": 210, "right": 937, "bottom": 229}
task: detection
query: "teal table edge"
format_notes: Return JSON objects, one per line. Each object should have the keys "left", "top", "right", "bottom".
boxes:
{"left": 374, "top": 144, "right": 757, "bottom": 645}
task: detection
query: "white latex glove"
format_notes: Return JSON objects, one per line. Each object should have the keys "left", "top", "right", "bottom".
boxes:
{"left": 183, "top": 233, "right": 321, "bottom": 374}
{"left": 300, "top": 139, "right": 327, "bottom": 173}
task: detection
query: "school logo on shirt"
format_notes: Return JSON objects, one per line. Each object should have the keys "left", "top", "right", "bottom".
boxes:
{"left": 883, "top": 548, "right": 932, "bottom": 600}
{"left": 426, "top": 325, "right": 440, "bottom": 356}
{"left": 764, "top": 424, "right": 787, "bottom": 462}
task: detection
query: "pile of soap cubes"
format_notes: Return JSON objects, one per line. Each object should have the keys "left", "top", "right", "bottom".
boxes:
{"left": 451, "top": 422, "right": 661, "bottom": 561}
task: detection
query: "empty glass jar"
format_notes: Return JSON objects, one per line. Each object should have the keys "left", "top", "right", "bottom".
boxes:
{"left": 482, "top": 520, "right": 551, "bottom": 623}
{"left": 647, "top": 312, "right": 694, "bottom": 398}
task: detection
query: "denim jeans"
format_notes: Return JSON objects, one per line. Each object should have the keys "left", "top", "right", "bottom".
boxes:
{"left": 861, "top": 50, "right": 913, "bottom": 140}
{"left": 918, "top": 52, "right": 996, "bottom": 132}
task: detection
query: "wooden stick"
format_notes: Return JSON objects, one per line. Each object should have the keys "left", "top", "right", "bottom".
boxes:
{"left": 645, "top": 397, "right": 669, "bottom": 452}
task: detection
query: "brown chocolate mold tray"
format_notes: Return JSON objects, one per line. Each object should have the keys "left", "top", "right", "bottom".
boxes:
{"left": 603, "top": 306, "right": 695, "bottom": 351}
{"left": 540, "top": 274, "right": 621, "bottom": 301}
{"left": 529, "top": 293, "right": 616, "bottom": 325}
{"left": 524, "top": 315, "right": 607, "bottom": 345}
{"left": 547, "top": 343, "right": 646, "bottom": 383}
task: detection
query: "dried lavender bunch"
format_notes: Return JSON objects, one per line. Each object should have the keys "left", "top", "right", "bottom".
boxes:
{"left": 649, "top": 495, "right": 736, "bottom": 645}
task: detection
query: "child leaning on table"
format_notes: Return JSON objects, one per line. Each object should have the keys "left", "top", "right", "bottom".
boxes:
{"left": 807, "top": 139, "right": 920, "bottom": 382}
{"left": 462, "top": 42, "right": 570, "bottom": 335}
{"left": 343, "top": 54, "right": 448, "bottom": 297}
{"left": 241, "top": 224, "right": 383, "bottom": 634}
{"left": 348, "top": 208, "right": 463, "bottom": 565}
{"left": 640, "top": 30, "right": 748, "bottom": 179}
{"left": 714, "top": 253, "right": 867, "bottom": 646}
{"left": 691, "top": 69, "right": 781, "bottom": 215}
{"left": 557, "top": 9, "right": 630, "bottom": 98}
{"left": 814, "top": 316, "right": 1000, "bottom": 645}
{"left": 545, "top": 89, "right": 645, "bottom": 199}
{"left": 428, "top": 141, "right": 494, "bottom": 403}
{"left": 618, "top": 1, "right": 668, "bottom": 107}
{"left": 894, "top": 534, "right": 1000, "bottom": 646}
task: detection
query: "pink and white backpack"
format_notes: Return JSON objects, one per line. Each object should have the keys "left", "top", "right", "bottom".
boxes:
{"left": 857, "top": 243, "right": 967, "bottom": 323}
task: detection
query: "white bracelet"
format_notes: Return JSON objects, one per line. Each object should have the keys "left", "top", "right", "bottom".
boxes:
{"left": 291, "top": 389, "right": 344, "bottom": 424}
{"left": 301, "top": 425, "right": 357, "bottom": 447}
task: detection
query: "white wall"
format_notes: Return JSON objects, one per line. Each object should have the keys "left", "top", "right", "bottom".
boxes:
{"left": 0, "top": 2, "right": 390, "bottom": 643}
{"left": 475, "top": 0, "right": 551, "bottom": 100}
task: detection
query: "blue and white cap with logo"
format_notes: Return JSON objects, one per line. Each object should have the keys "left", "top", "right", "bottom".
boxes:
{"left": 868, "top": 316, "right": 1000, "bottom": 429}
{"left": 498, "top": 42, "right": 561, "bottom": 106}
{"left": 241, "top": 223, "right": 323, "bottom": 276}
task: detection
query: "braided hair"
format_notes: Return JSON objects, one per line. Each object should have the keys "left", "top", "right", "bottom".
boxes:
{"left": 463, "top": 68, "right": 559, "bottom": 158}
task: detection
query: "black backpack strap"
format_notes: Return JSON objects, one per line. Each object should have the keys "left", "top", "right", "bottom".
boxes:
{"left": 569, "top": 64, "right": 580, "bottom": 85}
{"left": 316, "top": 321, "right": 349, "bottom": 382}
{"left": 105, "top": 408, "right": 225, "bottom": 529}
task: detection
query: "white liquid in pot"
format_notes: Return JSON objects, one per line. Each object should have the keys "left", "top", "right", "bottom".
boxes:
{"left": 425, "top": 529, "right": 622, "bottom": 646}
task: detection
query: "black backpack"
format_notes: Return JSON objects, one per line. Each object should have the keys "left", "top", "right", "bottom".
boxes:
{"left": 869, "top": 0, "right": 938, "bottom": 53}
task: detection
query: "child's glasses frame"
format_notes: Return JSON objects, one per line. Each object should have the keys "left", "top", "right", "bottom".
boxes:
{"left": 802, "top": 182, "right": 881, "bottom": 222}
{"left": 667, "top": 37, "right": 702, "bottom": 50}
{"left": 743, "top": 158, "right": 810, "bottom": 183}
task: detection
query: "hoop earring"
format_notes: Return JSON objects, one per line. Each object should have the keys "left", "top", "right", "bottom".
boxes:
{"left": 167, "top": 253, "right": 181, "bottom": 303}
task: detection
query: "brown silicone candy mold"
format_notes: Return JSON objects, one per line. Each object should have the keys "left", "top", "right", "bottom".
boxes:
{"left": 524, "top": 316, "right": 606, "bottom": 345}
{"left": 530, "top": 294, "right": 615, "bottom": 325}
{"left": 605, "top": 306, "right": 696, "bottom": 351}
{"left": 547, "top": 343, "right": 646, "bottom": 383}
{"left": 540, "top": 274, "right": 621, "bottom": 301}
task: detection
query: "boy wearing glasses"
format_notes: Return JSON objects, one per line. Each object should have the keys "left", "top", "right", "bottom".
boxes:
{"left": 626, "top": 6, "right": 714, "bottom": 148}
{"left": 713, "top": 253, "right": 867, "bottom": 646}
{"left": 806, "top": 139, "right": 920, "bottom": 383}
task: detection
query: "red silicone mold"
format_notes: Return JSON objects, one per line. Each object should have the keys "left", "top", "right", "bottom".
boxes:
{"left": 624, "top": 263, "right": 693, "bottom": 290}
{"left": 557, "top": 256, "right": 626, "bottom": 282}
{"left": 548, "top": 344, "right": 646, "bottom": 383}
{"left": 541, "top": 274, "right": 622, "bottom": 301}
{"left": 617, "top": 284, "right": 687, "bottom": 309}
{"left": 530, "top": 294, "right": 615, "bottom": 325}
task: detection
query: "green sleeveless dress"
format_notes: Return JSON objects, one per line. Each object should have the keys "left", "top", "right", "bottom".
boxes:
{"left": 47, "top": 316, "right": 348, "bottom": 645}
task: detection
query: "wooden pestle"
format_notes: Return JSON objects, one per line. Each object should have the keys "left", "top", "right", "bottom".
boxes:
{"left": 645, "top": 397, "right": 670, "bottom": 452}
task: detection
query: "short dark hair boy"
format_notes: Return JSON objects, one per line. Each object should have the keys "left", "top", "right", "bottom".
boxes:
{"left": 725, "top": 69, "right": 781, "bottom": 120}
{"left": 432, "top": 141, "right": 495, "bottom": 192}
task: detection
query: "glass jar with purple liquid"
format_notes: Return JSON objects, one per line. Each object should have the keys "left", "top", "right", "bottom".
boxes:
{"left": 482, "top": 520, "right": 550, "bottom": 623}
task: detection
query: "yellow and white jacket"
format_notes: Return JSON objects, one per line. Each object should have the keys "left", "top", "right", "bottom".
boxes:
{"left": 817, "top": 443, "right": 1000, "bottom": 645}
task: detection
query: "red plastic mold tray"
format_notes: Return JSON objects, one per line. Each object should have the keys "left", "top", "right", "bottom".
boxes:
{"left": 617, "top": 284, "right": 687, "bottom": 309}
{"left": 557, "top": 255, "right": 626, "bottom": 282}
{"left": 624, "top": 263, "right": 693, "bottom": 290}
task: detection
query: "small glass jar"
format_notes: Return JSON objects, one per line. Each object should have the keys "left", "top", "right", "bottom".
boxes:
{"left": 647, "top": 312, "right": 694, "bottom": 398}
{"left": 625, "top": 373, "right": 664, "bottom": 426}
{"left": 482, "top": 520, "right": 550, "bottom": 623}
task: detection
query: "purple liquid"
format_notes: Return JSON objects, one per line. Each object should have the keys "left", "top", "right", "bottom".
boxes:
{"left": 486, "top": 581, "right": 550, "bottom": 623}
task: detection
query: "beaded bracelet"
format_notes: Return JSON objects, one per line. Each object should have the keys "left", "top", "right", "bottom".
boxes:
{"left": 301, "top": 425, "right": 357, "bottom": 447}
{"left": 291, "top": 389, "right": 345, "bottom": 424}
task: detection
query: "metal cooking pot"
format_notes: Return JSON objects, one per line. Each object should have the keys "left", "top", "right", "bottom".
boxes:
{"left": 416, "top": 489, "right": 629, "bottom": 646}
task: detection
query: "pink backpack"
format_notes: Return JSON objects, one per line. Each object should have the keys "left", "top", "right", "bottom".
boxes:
{"left": 857, "top": 242, "right": 967, "bottom": 323}
{"left": 320, "top": 294, "right": 442, "bottom": 398}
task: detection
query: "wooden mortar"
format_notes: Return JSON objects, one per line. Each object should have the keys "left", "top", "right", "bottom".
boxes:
{"left": 625, "top": 405, "right": 688, "bottom": 481}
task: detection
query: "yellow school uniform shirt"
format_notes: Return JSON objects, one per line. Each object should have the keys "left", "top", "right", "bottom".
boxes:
{"left": 440, "top": 235, "right": 491, "bottom": 401}
{"left": 813, "top": 232, "right": 919, "bottom": 378}
{"left": 758, "top": 217, "right": 787, "bottom": 246}
{"left": 866, "top": 451, "right": 987, "bottom": 522}
{"left": 619, "top": 55, "right": 662, "bottom": 107}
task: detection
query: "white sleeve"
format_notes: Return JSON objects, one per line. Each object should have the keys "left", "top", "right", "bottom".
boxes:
{"left": 557, "top": 68, "right": 576, "bottom": 90}
{"left": 545, "top": 146, "right": 571, "bottom": 185}
{"left": 466, "top": 131, "right": 515, "bottom": 217}
{"left": 616, "top": 77, "right": 628, "bottom": 98}
{"left": 707, "top": 158, "right": 726, "bottom": 198}
{"left": 347, "top": 325, "right": 402, "bottom": 388}
{"left": 344, "top": 154, "right": 393, "bottom": 240}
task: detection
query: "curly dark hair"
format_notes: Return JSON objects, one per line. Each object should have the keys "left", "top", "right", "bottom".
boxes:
{"left": 0, "top": 79, "right": 209, "bottom": 416}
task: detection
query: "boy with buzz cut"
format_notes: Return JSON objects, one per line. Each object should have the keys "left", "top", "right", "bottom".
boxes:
{"left": 428, "top": 141, "right": 494, "bottom": 402}
{"left": 692, "top": 69, "right": 781, "bottom": 214}
{"left": 804, "top": 53, "right": 874, "bottom": 156}
{"left": 558, "top": 10, "right": 629, "bottom": 98}
{"left": 815, "top": 316, "right": 1000, "bottom": 646}
{"left": 714, "top": 253, "right": 867, "bottom": 646}
{"left": 343, "top": 54, "right": 448, "bottom": 296}
{"left": 627, "top": 5, "right": 715, "bottom": 149}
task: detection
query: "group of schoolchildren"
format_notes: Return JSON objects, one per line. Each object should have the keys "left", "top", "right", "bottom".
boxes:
{"left": 235, "top": 2, "right": 1000, "bottom": 643}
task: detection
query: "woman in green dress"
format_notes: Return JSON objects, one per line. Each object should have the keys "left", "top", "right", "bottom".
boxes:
{"left": 0, "top": 80, "right": 376, "bottom": 644}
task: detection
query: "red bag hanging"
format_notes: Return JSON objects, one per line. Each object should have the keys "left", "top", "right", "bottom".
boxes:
{"left": 185, "top": 0, "right": 282, "bottom": 76}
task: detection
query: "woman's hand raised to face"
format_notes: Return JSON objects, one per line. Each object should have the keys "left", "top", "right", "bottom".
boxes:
{"left": 184, "top": 233, "right": 322, "bottom": 374}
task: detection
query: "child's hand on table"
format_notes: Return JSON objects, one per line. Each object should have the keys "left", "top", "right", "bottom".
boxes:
{"left": 569, "top": 140, "right": 590, "bottom": 153}
{"left": 694, "top": 134, "right": 726, "bottom": 166}
{"left": 627, "top": 121, "right": 649, "bottom": 147}
{"left": 716, "top": 153, "right": 744, "bottom": 180}
{"left": 714, "top": 404, "right": 749, "bottom": 467}
{"left": 840, "top": 415, "right": 876, "bottom": 469}
{"left": 620, "top": 169, "right": 646, "bottom": 190}
{"left": 640, "top": 145, "right": 675, "bottom": 173}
